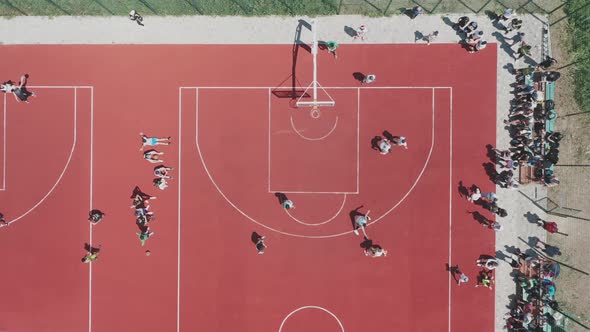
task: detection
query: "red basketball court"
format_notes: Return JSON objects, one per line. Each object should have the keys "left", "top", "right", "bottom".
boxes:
{"left": 0, "top": 43, "right": 496, "bottom": 332}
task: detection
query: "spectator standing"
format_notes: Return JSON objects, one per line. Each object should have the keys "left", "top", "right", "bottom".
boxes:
{"left": 514, "top": 41, "right": 532, "bottom": 61}
{"left": 129, "top": 10, "right": 144, "bottom": 26}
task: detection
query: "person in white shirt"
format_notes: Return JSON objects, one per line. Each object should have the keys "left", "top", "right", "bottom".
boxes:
{"left": 392, "top": 136, "right": 408, "bottom": 149}
{"left": 365, "top": 245, "right": 387, "bottom": 258}
{"left": 153, "top": 178, "right": 168, "bottom": 190}
{"left": 378, "top": 138, "right": 391, "bottom": 155}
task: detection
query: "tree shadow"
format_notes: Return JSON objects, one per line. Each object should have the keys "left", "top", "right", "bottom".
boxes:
{"left": 183, "top": 0, "right": 203, "bottom": 14}
{"left": 457, "top": 181, "right": 469, "bottom": 199}
{"left": 414, "top": 30, "right": 424, "bottom": 42}
{"left": 92, "top": 0, "right": 115, "bottom": 14}
{"left": 138, "top": 0, "right": 157, "bottom": 14}
{"left": 353, "top": 72, "right": 365, "bottom": 83}
{"left": 1, "top": 0, "right": 27, "bottom": 15}
{"left": 45, "top": 0, "right": 70, "bottom": 14}
{"left": 344, "top": 25, "right": 357, "bottom": 38}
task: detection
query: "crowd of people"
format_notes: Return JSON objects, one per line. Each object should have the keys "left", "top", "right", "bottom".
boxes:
{"left": 508, "top": 59, "right": 562, "bottom": 186}
{"left": 505, "top": 247, "right": 562, "bottom": 331}
{"left": 133, "top": 133, "right": 174, "bottom": 249}
{"left": 454, "top": 16, "right": 487, "bottom": 53}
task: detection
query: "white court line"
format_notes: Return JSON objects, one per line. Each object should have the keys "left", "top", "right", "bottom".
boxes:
{"left": 88, "top": 87, "right": 94, "bottom": 332}
{"left": 285, "top": 194, "right": 347, "bottom": 226}
{"left": 356, "top": 88, "right": 360, "bottom": 194}
{"left": 1, "top": 93, "right": 6, "bottom": 191}
{"left": 289, "top": 115, "right": 339, "bottom": 141}
{"left": 4, "top": 87, "right": 87, "bottom": 225}
{"left": 177, "top": 87, "right": 184, "bottom": 332}
{"left": 181, "top": 86, "right": 452, "bottom": 89}
{"left": 190, "top": 87, "right": 443, "bottom": 238}
{"left": 268, "top": 87, "right": 358, "bottom": 193}
{"left": 86, "top": 89, "right": 94, "bottom": 332}
{"left": 447, "top": 88, "right": 453, "bottom": 332}
{"left": 269, "top": 190, "right": 358, "bottom": 194}
{"left": 268, "top": 88, "right": 271, "bottom": 193}
{"left": 278, "top": 306, "right": 344, "bottom": 332}
{"left": 27, "top": 85, "right": 94, "bottom": 89}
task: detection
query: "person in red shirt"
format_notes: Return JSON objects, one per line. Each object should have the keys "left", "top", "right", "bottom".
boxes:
{"left": 539, "top": 219, "right": 558, "bottom": 234}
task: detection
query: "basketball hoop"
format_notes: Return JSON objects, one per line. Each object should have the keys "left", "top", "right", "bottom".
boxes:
{"left": 295, "top": 19, "right": 335, "bottom": 119}
{"left": 311, "top": 105, "right": 320, "bottom": 119}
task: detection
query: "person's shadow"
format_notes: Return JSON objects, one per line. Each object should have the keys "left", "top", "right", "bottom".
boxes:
{"left": 524, "top": 212, "right": 540, "bottom": 224}
{"left": 492, "top": 31, "right": 515, "bottom": 58}
{"left": 485, "top": 144, "right": 497, "bottom": 163}
{"left": 466, "top": 210, "right": 492, "bottom": 226}
{"left": 371, "top": 136, "right": 382, "bottom": 151}
{"left": 382, "top": 130, "right": 395, "bottom": 142}
{"left": 274, "top": 192, "right": 288, "bottom": 205}
{"left": 457, "top": 181, "right": 469, "bottom": 198}
{"left": 360, "top": 237, "right": 373, "bottom": 249}
{"left": 82, "top": 243, "right": 101, "bottom": 262}
{"left": 445, "top": 263, "right": 461, "bottom": 283}
{"left": 482, "top": 162, "right": 499, "bottom": 183}
{"left": 353, "top": 72, "right": 366, "bottom": 83}
{"left": 251, "top": 232, "right": 263, "bottom": 244}
{"left": 414, "top": 31, "right": 424, "bottom": 43}
{"left": 344, "top": 26, "right": 357, "bottom": 38}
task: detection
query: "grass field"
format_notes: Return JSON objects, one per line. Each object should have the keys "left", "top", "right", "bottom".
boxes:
{"left": 566, "top": 0, "right": 590, "bottom": 116}
{"left": 0, "top": 0, "right": 564, "bottom": 17}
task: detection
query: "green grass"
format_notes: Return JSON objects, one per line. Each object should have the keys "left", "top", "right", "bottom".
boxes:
{"left": 566, "top": 0, "right": 590, "bottom": 115}
{"left": 0, "top": 0, "right": 561, "bottom": 17}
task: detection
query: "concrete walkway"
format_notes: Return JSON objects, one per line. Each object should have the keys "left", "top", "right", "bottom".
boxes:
{"left": 0, "top": 14, "right": 551, "bottom": 332}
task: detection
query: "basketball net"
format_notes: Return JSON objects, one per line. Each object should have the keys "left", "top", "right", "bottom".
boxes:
{"left": 295, "top": 19, "right": 335, "bottom": 118}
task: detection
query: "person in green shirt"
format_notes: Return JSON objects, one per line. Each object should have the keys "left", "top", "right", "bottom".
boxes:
{"left": 326, "top": 41, "right": 339, "bottom": 59}
{"left": 515, "top": 41, "right": 532, "bottom": 60}
{"left": 137, "top": 228, "right": 155, "bottom": 246}
{"left": 82, "top": 245, "right": 102, "bottom": 263}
